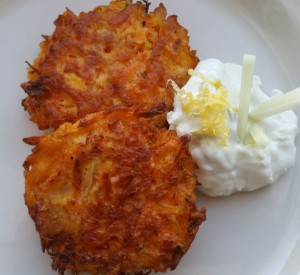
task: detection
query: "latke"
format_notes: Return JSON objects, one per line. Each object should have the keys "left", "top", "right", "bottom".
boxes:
{"left": 23, "top": 109, "right": 206, "bottom": 275}
{"left": 21, "top": 0, "right": 199, "bottom": 129}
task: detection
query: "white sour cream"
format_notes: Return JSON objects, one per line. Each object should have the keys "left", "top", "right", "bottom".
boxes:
{"left": 167, "top": 59, "right": 299, "bottom": 196}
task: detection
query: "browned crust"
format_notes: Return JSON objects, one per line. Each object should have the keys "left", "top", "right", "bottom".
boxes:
{"left": 23, "top": 109, "right": 206, "bottom": 275}
{"left": 21, "top": 0, "right": 199, "bottom": 130}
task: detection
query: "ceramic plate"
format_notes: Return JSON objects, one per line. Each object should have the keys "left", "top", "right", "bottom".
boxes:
{"left": 0, "top": 0, "right": 300, "bottom": 274}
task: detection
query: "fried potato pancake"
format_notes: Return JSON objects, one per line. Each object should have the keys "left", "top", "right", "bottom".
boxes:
{"left": 21, "top": 0, "right": 199, "bottom": 130}
{"left": 23, "top": 109, "right": 206, "bottom": 275}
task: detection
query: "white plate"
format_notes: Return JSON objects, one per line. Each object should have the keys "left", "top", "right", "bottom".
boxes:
{"left": 0, "top": 0, "right": 300, "bottom": 274}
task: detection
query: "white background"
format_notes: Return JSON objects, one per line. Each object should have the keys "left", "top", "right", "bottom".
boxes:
{"left": 0, "top": 0, "right": 300, "bottom": 274}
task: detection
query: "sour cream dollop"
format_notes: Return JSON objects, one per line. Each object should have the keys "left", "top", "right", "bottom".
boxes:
{"left": 167, "top": 59, "right": 299, "bottom": 196}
